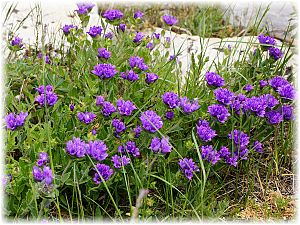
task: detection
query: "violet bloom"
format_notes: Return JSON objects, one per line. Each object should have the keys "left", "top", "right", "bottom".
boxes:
{"left": 62, "top": 24, "right": 78, "bottom": 35}
{"left": 146, "top": 42, "right": 154, "bottom": 50}
{"left": 35, "top": 85, "right": 53, "bottom": 94}
{"left": 133, "top": 32, "right": 144, "bottom": 43}
{"left": 101, "top": 101, "right": 117, "bottom": 117}
{"left": 116, "top": 99, "right": 137, "bottom": 116}
{"left": 228, "top": 130, "right": 250, "bottom": 150}
{"left": 87, "top": 26, "right": 102, "bottom": 38}
{"left": 162, "top": 14, "right": 178, "bottom": 26}
{"left": 77, "top": 112, "right": 96, "bottom": 124}
{"left": 279, "top": 105, "right": 294, "bottom": 120}
{"left": 269, "top": 47, "right": 283, "bottom": 61}
{"left": 32, "top": 166, "right": 44, "bottom": 182}
{"left": 219, "top": 146, "right": 231, "bottom": 158}
{"left": 165, "top": 37, "right": 171, "bottom": 43}
{"left": 111, "top": 155, "right": 131, "bottom": 169}
{"left": 93, "top": 163, "right": 114, "bottom": 184}
{"left": 265, "top": 110, "right": 283, "bottom": 124}
{"left": 140, "top": 110, "right": 163, "bottom": 133}
{"left": 149, "top": 137, "right": 172, "bottom": 154}
{"left": 35, "top": 85, "right": 58, "bottom": 107}
{"left": 134, "top": 10, "right": 144, "bottom": 19}
{"left": 225, "top": 155, "right": 238, "bottom": 167}
{"left": 178, "top": 158, "right": 199, "bottom": 180}
{"left": 92, "top": 129, "right": 97, "bottom": 135}
{"left": 96, "top": 95, "right": 105, "bottom": 106}
{"left": 269, "top": 76, "right": 290, "bottom": 91}
{"left": 91, "top": 63, "right": 118, "bottom": 80}
{"left": 120, "top": 70, "right": 139, "bottom": 82}
{"left": 119, "top": 23, "right": 126, "bottom": 32}
{"left": 257, "top": 34, "right": 276, "bottom": 46}
{"left": 102, "top": 9, "right": 124, "bottom": 21}
{"left": 37, "top": 152, "right": 49, "bottom": 167}
{"left": 229, "top": 94, "right": 247, "bottom": 115}
{"left": 129, "top": 56, "right": 148, "bottom": 71}
{"left": 105, "top": 32, "right": 114, "bottom": 39}
{"left": 133, "top": 125, "right": 143, "bottom": 138}
{"left": 208, "top": 104, "right": 230, "bottom": 123}
{"left": 145, "top": 73, "right": 159, "bottom": 84}
{"left": 97, "top": 48, "right": 111, "bottom": 60}
{"left": 76, "top": 2, "right": 95, "bottom": 15}
{"left": 11, "top": 36, "right": 23, "bottom": 48}
{"left": 162, "top": 92, "right": 179, "bottom": 109}
{"left": 201, "top": 145, "right": 221, "bottom": 165}
{"left": 123, "top": 141, "right": 140, "bottom": 157}
{"left": 243, "top": 84, "right": 254, "bottom": 92}
{"left": 243, "top": 96, "right": 267, "bottom": 117}
{"left": 165, "top": 111, "right": 175, "bottom": 120}
{"left": 205, "top": 71, "right": 225, "bottom": 87}
{"left": 277, "top": 84, "right": 295, "bottom": 100}
{"left": 87, "top": 140, "right": 108, "bottom": 161}
{"left": 253, "top": 141, "right": 263, "bottom": 153}
{"left": 44, "top": 55, "right": 51, "bottom": 64}
{"left": 213, "top": 88, "right": 235, "bottom": 105}
{"left": 153, "top": 33, "right": 160, "bottom": 39}
{"left": 70, "top": 104, "right": 75, "bottom": 111}
{"left": 196, "top": 119, "right": 217, "bottom": 142}
{"left": 179, "top": 96, "right": 200, "bottom": 114}
{"left": 259, "top": 80, "right": 268, "bottom": 89}
{"left": 66, "top": 137, "right": 88, "bottom": 158}
{"left": 261, "top": 94, "right": 279, "bottom": 109}
{"left": 5, "top": 111, "right": 28, "bottom": 130}
{"left": 43, "top": 166, "right": 53, "bottom": 185}
{"left": 112, "top": 118, "right": 126, "bottom": 135}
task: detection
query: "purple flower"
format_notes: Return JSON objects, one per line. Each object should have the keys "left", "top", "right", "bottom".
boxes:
{"left": 35, "top": 85, "right": 58, "bottom": 107}
{"left": 178, "top": 158, "right": 199, "bottom": 180}
{"left": 162, "top": 92, "right": 179, "bottom": 109}
{"left": 253, "top": 141, "right": 263, "bottom": 153}
{"left": 5, "top": 111, "right": 28, "bottom": 130}
{"left": 119, "top": 23, "right": 126, "bottom": 32}
{"left": 278, "top": 104, "right": 294, "bottom": 120}
{"left": 111, "top": 155, "right": 131, "bottom": 169}
{"left": 269, "top": 76, "right": 290, "bottom": 90}
{"left": 229, "top": 94, "right": 247, "bottom": 115}
{"left": 165, "top": 111, "right": 175, "bottom": 120}
{"left": 103, "top": 9, "right": 124, "bottom": 21}
{"left": 44, "top": 55, "right": 51, "bottom": 64}
{"left": 277, "top": 84, "right": 295, "bottom": 100}
{"left": 76, "top": 2, "right": 95, "bottom": 15}
{"left": 120, "top": 141, "right": 140, "bottom": 157}
{"left": 259, "top": 80, "right": 268, "bottom": 89}
{"left": 149, "top": 137, "right": 172, "bottom": 154}
{"left": 225, "top": 155, "right": 238, "bottom": 167}
{"left": 91, "top": 63, "right": 118, "bottom": 79}
{"left": 213, "top": 88, "right": 235, "bottom": 105}
{"left": 87, "top": 26, "right": 102, "bottom": 38}
{"left": 258, "top": 34, "right": 276, "bottom": 46}
{"left": 133, "top": 125, "right": 142, "bottom": 138}
{"left": 11, "top": 36, "right": 23, "bottom": 48}
{"left": 269, "top": 47, "right": 283, "bottom": 61}
{"left": 77, "top": 112, "right": 96, "bottom": 124}
{"left": 133, "top": 32, "right": 144, "bottom": 43}
{"left": 129, "top": 56, "right": 148, "bottom": 71}
{"left": 208, "top": 104, "right": 230, "bottom": 123}
{"left": 165, "top": 37, "right": 171, "bottom": 43}
{"left": 35, "top": 85, "right": 53, "bottom": 94}
{"left": 162, "top": 14, "right": 178, "bottom": 26}
{"left": 261, "top": 94, "right": 279, "bottom": 109}
{"left": 105, "top": 32, "right": 114, "bottom": 39}
{"left": 66, "top": 137, "right": 88, "bottom": 158}
{"left": 153, "top": 33, "right": 160, "bottom": 39}
{"left": 87, "top": 140, "right": 108, "bottom": 161}
{"left": 96, "top": 95, "right": 105, "bottom": 106}
{"left": 201, "top": 145, "right": 221, "bottom": 165}
{"left": 70, "top": 104, "right": 75, "bottom": 111}
{"left": 145, "top": 73, "right": 159, "bottom": 84}
{"left": 32, "top": 166, "right": 44, "bottom": 182}
{"left": 116, "top": 99, "right": 137, "bottom": 116}
{"left": 196, "top": 119, "right": 217, "bottom": 142}
{"left": 243, "top": 96, "right": 267, "bottom": 117}
{"left": 146, "top": 42, "right": 154, "bottom": 50}
{"left": 62, "top": 24, "right": 77, "bottom": 35}
{"left": 97, "top": 48, "right": 111, "bottom": 60}
{"left": 219, "top": 146, "right": 231, "bottom": 158}
{"left": 101, "top": 101, "right": 117, "bottom": 117}
{"left": 92, "top": 129, "right": 97, "bottom": 135}
{"left": 265, "top": 110, "right": 283, "bottom": 124}
{"left": 228, "top": 130, "right": 250, "bottom": 150}
{"left": 134, "top": 10, "right": 144, "bottom": 19}
{"left": 140, "top": 110, "right": 163, "bottom": 133}
{"left": 112, "top": 118, "right": 126, "bottom": 134}
{"left": 205, "top": 71, "right": 225, "bottom": 87}
{"left": 43, "top": 166, "right": 53, "bottom": 185}
{"left": 243, "top": 84, "right": 254, "bottom": 92}
{"left": 93, "top": 163, "right": 114, "bottom": 184}
{"left": 179, "top": 96, "right": 200, "bottom": 114}
{"left": 37, "top": 152, "right": 49, "bottom": 167}
{"left": 120, "top": 70, "right": 139, "bottom": 82}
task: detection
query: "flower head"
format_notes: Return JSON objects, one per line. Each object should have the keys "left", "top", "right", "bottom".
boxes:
{"left": 5, "top": 111, "right": 28, "bottom": 130}
{"left": 257, "top": 34, "right": 276, "bottom": 46}
{"left": 259, "top": 80, "right": 268, "bottom": 89}
{"left": 278, "top": 104, "right": 294, "bottom": 120}
{"left": 253, "top": 141, "right": 263, "bottom": 153}
{"left": 91, "top": 63, "right": 118, "bottom": 79}
{"left": 149, "top": 137, "right": 172, "bottom": 154}
{"left": 165, "top": 111, "right": 175, "bottom": 120}
{"left": 133, "top": 32, "right": 144, "bottom": 43}
{"left": 87, "top": 26, "right": 102, "bottom": 38}
{"left": 269, "top": 47, "right": 283, "bottom": 61}
{"left": 201, "top": 145, "right": 221, "bottom": 165}
{"left": 35, "top": 85, "right": 58, "bottom": 107}
{"left": 277, "top": 84, "right": 295, "bottom": 100}
{"left": 66, "top": 137, "right": 88, "bottom": 158}
{"left": 205, "top": 71, "right": 225, "bottom": 87}
{"left": 76, "top": 2, "right": 95, "bottom": 15}
{"left": 96, "top": 95, "right": 105, "bottom": 106}
{"left": 119, "top": 23, "right": 126, "bottom": 32}
{"left": 43, "top": 166, "right": 53, "bottom": 185}
{"left": 93, "top": 164, "right": 114, "bottom": 184}
{"left": 37, "top": 152, "right": 49, "bottom": 167}
{"left": 140, "top": 110, "right": 163, "bottom": 133}
{"left": 196, "top": 119, "right": 217, "bottom": 142}
{"left": 162, "top": 92, "right": 179, "bottom": 109}
{"left": 116, "top": 99, "right": 137, "bottom": 116}
{"left": 62, "top": 24, "right": 78, "bottom": 35}
{"left": 213, "top": 88, "right": 235, "bottom": 105}
{"left": 265, "top": 110, "right": 283, "bottom": 124}
{"left": 134, "top": 10, "right": 144, "bottom": 19}
{"left": 133, "top": 125, "right": 143, "bottom": 138}
{"left": 77, "top": 112, "right": 96, "bottom": 124}
{"left": 103, "top": 9, "right": 124, "bottom": 21}
{"left": 11, "top": 36, "right": 23, "bottom": 48}
{"left": 87, "top": 140, "right": 108, "bottom": 161}
{"left": 162, "top": 14, "right": 178, "bottom": 26}
{"left": 179, "top": 96, "right": 200, "bottom": 114}
{"left": 243, "top": 84, "right": 254, "bottom": 92}
{"left": 111, "top": 155, "right": 130, "bottom": 169}
{"left": 112, "top": 118, "right": 126, "bottom": 135}
{"left": 129, "top": 56, "right": 148, "bottom": 71}
{"left": 32, "top": 166, "right": 44, "bottom": 182}
{"left": 145, "top": 73, "right": 158, "bottom": 84}
{"left": 101, "top": 101, "right": 117, "bottom": 117}
{"left": 208, "top": 104, "right": 230, "bottom": 123}
{"left": 97, "top": 48, "right": 111, "bottom": 60}
{"left": 178, "top": 158, "right": 199, "bottom": 180}
{"left": 120, "top": 70, "right": 139, "bottom": 82}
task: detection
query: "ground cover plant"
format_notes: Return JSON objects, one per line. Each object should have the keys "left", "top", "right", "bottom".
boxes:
{"left": 3, "top": 2, "right": 296, "bottom": 222}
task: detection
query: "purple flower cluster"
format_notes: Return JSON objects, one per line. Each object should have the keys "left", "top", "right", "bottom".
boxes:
{"left": 162, "top": 14, "right": 178, "bottom": 26}
{"left": 205, "top": 71, "right": 225, "bottom": 87}
{"left": 277, "top": 84, "right": 295, "bottom": 100}
{"left": 134, "top": 10, "right": 144, "bottom": 19}
{"left": 243, "top": 84, "right": 254, "bottom": 92}
{"left": 11, "top": 36, "right": 23, "bottom": 48}
{"left": 77, "top": 112, "right": 96, "bottom": 124}
{"left": 196, "top": 119, "right": 217, "bottom": 142}
{"left": 62, "top": 24, "right": 78, "bottom": 35}
{"left": 178, "top": 158, "right": 199, "bottom": 180}
{"left": 92, "top": 163, "right": 114, "bottom": 184}
{"left": 268, "top": 47, "right": 283, "bottom": 61}
{"left": 259, "top": 80, "right": 268, "bottom": 89}
{"left": 229, "top": 94, "right": 247, "bottom": 115}
{"left": 243, "top": 96, "right": 267, "bottom": 117}
{"left": 162, "top": 92, "right": 179, "bottom": 109}
{"left": 140, "top": 110, "right": 163, "bottom": 133}
{"left": 149, "top": 137, "right": 172, "bottom": 154}
{"left": 279, "top": 104, "right": 294, "bottom": 120}
{"left": 118, "top": 141, "right": 140, "bottom": 157}
{"left": 96, "top": 95, "right": 105, "bottom": 106}
{"left": 218, "top": 146, "right": 238, "bottom": 167}
{"left": 129, "top": 56, "right": 148, "bottom": 71}
{"left": 253, "top": 141, "right": 263, "bottom": 153}
{"left": 228, "top": 130, "right": 250, "bottom": 159}
{"left": 35, "top": 85, "right": 58, "bottom": 106}
{"left": 36, "top": 152, "right": 49, "bottom": 167}
{"left": 101, "top": 101, "right": 117, "bottom": 117}
{"left": 91, "top": 63, "right": 118, "bottom": 80}
{"left": 5, "top": 111, "right": 28, "bottom": 130}
{"left": 120, "top": 70, "right": 139, "bottom": 81}
{"left": 97, "top": 48, "right": 111, "bottom": 60}
{"left": 133, "top": 32, "right": 144, "bottom": 43}
{"left": 87, "top": 140, "right": 108, "bottom": 161}
{"left": 133, "top": 125, "right": 143, "bottom": 138}
{"left": 208, "top": 104, "right": 230, "bottom": 123}
{"left": 201, "top": 145, "right": 221, "bottom": 165}
{"left": 257, "top": 34, "right": 276, "bottom": 46}
{"left": 112, "top": 118, "right": 126, "bottom": 135}
{"left": 145, "top": 73, "right": 159, "bottom": 84}
{"left": 32, "top": 153, "right": 53, "bottom": 185}
{"left": 111, "top": 155, "right": 131, "bottom": 169}
{"left": 265, "top": 110, "right": 283, "bottom": 124}
{"left": 76, "top": 2, "right": 95, "bottom": 15}
{"left": 165, "top": 111, "right": 175, "bottom": 120}
{"left": 87, "top": 26, "right": 103, "bottom": 38}
{"left": 119, "top": 23, "right": 126, "bottom": 32}
{"left": 146, "top": 42, "right": 154, "bottom": 50}
{"left": 214, "top": 88, "right": 235, "bottom": 105}
{"left": 116, "top": 99, "right": 137, "bottom": 116}
{"left": 105, "top": 32, "right": 114, "bottom": 39}
{"left": 179, "top": 96, "right": 200, "bottom": 114}
{"left": 103, "top": 9, "right": 124, "bottom": 21}
{"left": 66, "top": 137, "right": 88, "bottom": 158}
